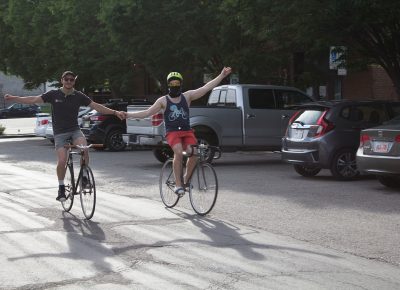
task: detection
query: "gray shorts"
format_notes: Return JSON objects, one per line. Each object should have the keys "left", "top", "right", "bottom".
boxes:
{"left": 54, "top": 130, "right": 86, "bottom": 150}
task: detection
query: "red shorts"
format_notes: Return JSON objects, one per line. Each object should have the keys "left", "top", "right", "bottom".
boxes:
{"left": 166, "top": 130, "right": 197, "bottom": 150}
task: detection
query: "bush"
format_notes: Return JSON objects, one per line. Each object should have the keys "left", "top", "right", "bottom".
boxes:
{"left": 0, "top": 124, "right": 5, "bottom": 135}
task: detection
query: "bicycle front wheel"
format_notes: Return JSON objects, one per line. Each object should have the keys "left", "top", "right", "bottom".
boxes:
{"left": 189, "top": 163, "right": 218, "bottom": 215}
{"left": 62, "top": 164, "right": 75, "bottom": 212}
{"left": 159, "top": 159, "right": 180, "bottom": 208}
{"left": 79, "top": 165, "right": 96, "bottom": 220}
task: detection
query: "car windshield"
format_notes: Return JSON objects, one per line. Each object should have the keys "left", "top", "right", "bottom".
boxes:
{"left": 294, "top": 109, "right": 325, "bottom": 125}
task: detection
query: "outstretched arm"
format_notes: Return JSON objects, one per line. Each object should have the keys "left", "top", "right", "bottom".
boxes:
{"left": 4, "top": 94, "right": 44, "bottom": 104}
{"left": 184, "top": 67, "right": 232, "bottom": 102}
{"left": 89, "top": 102, "right": 125, "bottom": 120}
{"left": 125, "top": 97, "right": 164, "bottom": 119}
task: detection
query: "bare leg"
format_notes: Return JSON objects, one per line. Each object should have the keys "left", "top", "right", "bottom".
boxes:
{"left": 184, "top": 146, "right": 198, "bottom": 184}
{"left": 56, "top": 147, "right": 68, "bottom": 181}
{"left": 73, "top": 136, "right": 89, "bottom": 165}
{"left": 171, "top": 143, "right": 184, "bottom": 188}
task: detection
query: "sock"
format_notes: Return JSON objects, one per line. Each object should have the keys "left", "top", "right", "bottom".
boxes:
{"left": 59, "top": 180, "right": 64, "bottom": 186}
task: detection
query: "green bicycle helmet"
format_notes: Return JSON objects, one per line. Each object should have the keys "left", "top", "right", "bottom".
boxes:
{"left": 167, "top": 72, "right": 183, "bottom": 84}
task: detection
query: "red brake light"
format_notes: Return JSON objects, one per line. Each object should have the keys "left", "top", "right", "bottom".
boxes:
{"left": 395, "top": 135, "right": 400, "bottom": 143}
{"left": 40, "top": 119, "right": 49, "bottom": 125}
{"left": 288, "top": 110, "right": 301, "bottom": 125}
{"left": 359, "top": 134, "right": 371, "bottom": 147}
{"left": 90, "top": 115, "right": 108, "bottom": 122}
{"left": 310, "top": 110, "right": 334, "bottom": 138}
{"left": 152, "top": 113, "right": 164, "bottom": 126}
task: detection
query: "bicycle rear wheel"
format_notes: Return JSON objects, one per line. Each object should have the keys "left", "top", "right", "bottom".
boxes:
{"left": 189, "top": 163, "right": 218, "bottom": 215}
{"left": 159, "top": 159, "right": 180, "bottom": 208}
{"left": 62, "top": 164, "right": 75, "bottom": 212}
{"left": 79, "top": 165, "right": 96, "bottom": 220}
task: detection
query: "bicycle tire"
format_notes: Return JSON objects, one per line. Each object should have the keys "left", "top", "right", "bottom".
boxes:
{"left": 79, "top": 165, "right": 96, "bottom": 220}
{"left": 159, "top": 159, "right": 180, "bottom": 208}
{"left": 189, "top": 163, "right": 218, "bottom": 215}
{"left": 62, "top": 164, "right": 75, "bottom": 212}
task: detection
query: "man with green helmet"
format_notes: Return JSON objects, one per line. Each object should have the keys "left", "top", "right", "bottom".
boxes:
{"left": 125, "top": 67, "right": 232, "bottom": 195}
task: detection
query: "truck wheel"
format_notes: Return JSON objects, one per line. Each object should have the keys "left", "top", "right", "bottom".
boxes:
{"left": 195, "top": 133, "right": 217, "bottom": 163}
{"left": 376, "top": 175, "right": 400, "bottom": 188}
{"left": 153, "top": 147, "right": 173, "bottom": 163}
{"left": 105, "top": 128, "right": 126, "bottom": 151}
{"left": 293, "top": 165, "right": 321, "bottom": 177}
{"left": 330, "top": 148, "right": 359, "bottom": 180}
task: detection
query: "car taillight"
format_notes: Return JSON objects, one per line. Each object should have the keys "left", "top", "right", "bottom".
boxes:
{"left": 152, "top": 113, "right": 164, "bottom": 126}
{"left": 359, "top": 134, "right": 371, "bottom": 147}
{"left": 40, "top": 119, "right": 49, "bottom": 125}
{"left": 90, "top": 115, "right": 107, "bottom": 121}
{"left": 89, "top": 115, "right": 108, "bottom": 124}
{"left": 307, "top": 110, "right": 334, "bottom": 138}
{"left": 285, "top": 110, "right": 301, "bottom": 135}
{"left": 395, "top": 135, "right": 400, "bottom": 143}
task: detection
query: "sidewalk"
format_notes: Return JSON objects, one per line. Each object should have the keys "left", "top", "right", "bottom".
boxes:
{"left": 0, "top": 162, "right": 400, "bottom": 289}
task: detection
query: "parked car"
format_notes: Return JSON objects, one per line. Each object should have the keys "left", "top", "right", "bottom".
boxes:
{"left": 44, "top": 106, "right": 91, "bottom": 143}
{"left": 81, "top": 101, "right": 128, "bottom": 151}
{"left": 281, "top": 100, "right": 400, "bottom": 180}
{"left": 0, "top": 103, "right": 41, "bottom": 118}
{"left": 34, "top": 113, "right": 51, "bottom": 137}
{"left": 356, "top": 115, "right": 400, "bottom": 188}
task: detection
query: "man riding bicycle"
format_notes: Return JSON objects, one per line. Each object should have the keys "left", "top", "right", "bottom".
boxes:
{"left": 4, "top": 71, "right": 125, "bottom": 202}
{"left": 124, "top": 67, "right": 232, "bottom": 195}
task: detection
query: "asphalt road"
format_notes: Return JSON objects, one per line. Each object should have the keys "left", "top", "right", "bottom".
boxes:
{"left": 1, "top": 136, "right": 399, "bottom": 270}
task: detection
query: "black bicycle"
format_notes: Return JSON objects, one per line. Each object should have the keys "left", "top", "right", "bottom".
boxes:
{"left": 61, "top": 144, "right": 102, "bottom": 220}
{"left": 159, "top": 144, "right": 221, "bottom": 215}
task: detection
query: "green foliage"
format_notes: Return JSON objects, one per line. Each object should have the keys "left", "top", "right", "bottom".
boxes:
{"left": 0, "top": 124, "right": 5, "bottom": 135}
{"left": 0, "top": 0, "right": 400, "bottom": 95}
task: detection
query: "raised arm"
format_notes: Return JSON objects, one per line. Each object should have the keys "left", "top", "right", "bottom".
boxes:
{"left": 126, "top": 97, "right": 165, "bottom": 119}
{"left": 184, "top": 67, "right": 232, "bottom": 102}
{"left": 4, "top": 94, "right": 44, "bottom": 104}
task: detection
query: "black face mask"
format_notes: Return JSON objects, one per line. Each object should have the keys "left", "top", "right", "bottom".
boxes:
{"left": 168, "top": 86, "right": 181, "bottom": 98}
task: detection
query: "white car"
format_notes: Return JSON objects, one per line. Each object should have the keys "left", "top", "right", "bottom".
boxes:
{"left": 44, "top": 106, "right": 92, "bottom": 143}
{"left": 34, "top": 113, "right": 51, "bottom": 137}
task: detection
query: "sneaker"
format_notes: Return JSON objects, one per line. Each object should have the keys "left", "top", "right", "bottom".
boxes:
{"left": 56, "top": 185, "right": 66, "bottom": 202}
{"left": 174, "top": 186, "right": 185, "bottom": 196}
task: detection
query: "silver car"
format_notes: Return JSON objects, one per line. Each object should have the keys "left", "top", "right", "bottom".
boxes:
{"left": 282, "top": 100, "right": 400, "bottom": 180}
{"left": 356, "top": 116, "right": 400, "bottom": 188}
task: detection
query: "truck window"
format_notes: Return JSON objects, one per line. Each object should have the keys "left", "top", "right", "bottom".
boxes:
{"left": 248, "top": 89, "right": 275, "bottom": 109}
{"left": 275, "top": 90, "right": 312, "bottom": 109}
{"left": 207, "top": 89, "right": 236, "bottom": 107}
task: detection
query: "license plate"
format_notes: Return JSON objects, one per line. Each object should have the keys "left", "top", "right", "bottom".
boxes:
{"left": 291, "top": 129, "right": 304, "bottom": 139}
{"left": 373, "top": 141, "right": 392, "bottom": 153}
{"left": 82, "top": 121, "right": 90, "bottom": 128}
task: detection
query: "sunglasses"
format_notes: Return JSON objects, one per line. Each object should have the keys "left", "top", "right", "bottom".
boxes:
{"left": 63, "top": 77, "right": 75, "bottom": 82}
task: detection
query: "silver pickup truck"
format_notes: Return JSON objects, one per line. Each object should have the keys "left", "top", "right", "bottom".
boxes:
{"left": 123, "top": 84, "right": 314, "bottom": 162}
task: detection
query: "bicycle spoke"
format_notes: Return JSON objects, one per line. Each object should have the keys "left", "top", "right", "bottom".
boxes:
{"left": 62, "top": 164, "right": 74, "bottom": 212}
{"left": 79, "top": 166, "right": 96, "bottom": 220}
{"left": 160, "top": 159, "right": 180, "bottom": 208}
{"left": 189, "top": 163, "right": 218, "bottom": 215}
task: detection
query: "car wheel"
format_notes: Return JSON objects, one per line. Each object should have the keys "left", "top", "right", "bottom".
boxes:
{"left": 0, "top": 113, "right": 7, "bottom": 119}
{"left": 293, "top": 165, "right": 321, "bottom": 177}
{"left": 105, "top": 128, "right": 126, "bottom": 151}
{"left": 153, "top": 147, "right": 174, "bottom": 163}
{"left": 376, "top": 175, "right": 400, "bottom": 188}
{"left": 330, "top": 148, "right": 359, "bottom": 180}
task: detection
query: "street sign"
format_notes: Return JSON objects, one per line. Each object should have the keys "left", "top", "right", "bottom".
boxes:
{"left": 329, "top": 46, "right": 346, "bottom": 70}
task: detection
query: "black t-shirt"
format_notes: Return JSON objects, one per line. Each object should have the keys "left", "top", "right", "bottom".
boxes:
{"left": 41, "top": 89, "right": 92, "bottom": 135}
